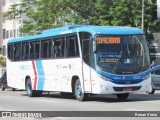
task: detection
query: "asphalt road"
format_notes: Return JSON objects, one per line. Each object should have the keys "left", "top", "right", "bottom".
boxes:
{"left": 0, "top": 89, "right": 160, "bottom": 120}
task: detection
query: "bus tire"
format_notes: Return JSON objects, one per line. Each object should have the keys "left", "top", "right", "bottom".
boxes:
{"left": 148, "top": 89, "right": 155, "bottom": 94}
{"left": 74, "top": 79, "right": 88, "bottom": 101}
{"left": 116, "top": 93, "right": 129, "bottom": 100}
{"left": 26, "top": 79, "right": 34, "bottom": 97}
{"left": 26, "top": 79, "right": 42, "bottom": 97}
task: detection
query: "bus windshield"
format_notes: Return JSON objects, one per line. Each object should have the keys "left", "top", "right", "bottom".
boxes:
{"left": 96, "top": 35, "right": 150, "bottom": 74}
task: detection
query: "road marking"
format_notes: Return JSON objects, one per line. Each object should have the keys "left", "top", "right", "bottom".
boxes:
{"left": 0, "top": 108, "right": 16, "bottom": 111}
{"left": 55, "top": 117, "right": 68, "bottom": 120}
{"left": 123, "top": 109, "right": 147, "bottom": 111}
{"left": 36, "top": 99, "right": 58, "bottom": 103}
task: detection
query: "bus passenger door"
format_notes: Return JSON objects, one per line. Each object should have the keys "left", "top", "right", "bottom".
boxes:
{"left": 82, "top": 39, "right": 92, "bottom": 93}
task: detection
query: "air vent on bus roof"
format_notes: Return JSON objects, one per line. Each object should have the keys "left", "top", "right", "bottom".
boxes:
{"left": 42, "top": 25, "right": 94, "bottom": 34}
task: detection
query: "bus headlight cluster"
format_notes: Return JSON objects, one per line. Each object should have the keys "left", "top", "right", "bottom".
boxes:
{"left": 143, "top": 74, "right": 150, "bottom": 80}
{"left": 98, "top": 74, "right": 111, "bottom": 81}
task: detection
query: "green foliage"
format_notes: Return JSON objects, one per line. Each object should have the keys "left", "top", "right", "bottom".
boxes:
{"left": 0, "top": 57, "right": 6, "bottom": 67}
{"left": 4, "top": 0, "right": 159, "bottom": 38}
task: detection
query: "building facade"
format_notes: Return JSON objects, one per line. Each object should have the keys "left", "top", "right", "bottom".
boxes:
{"left": 0, "top": 0, "right": 22, "bottom": 55}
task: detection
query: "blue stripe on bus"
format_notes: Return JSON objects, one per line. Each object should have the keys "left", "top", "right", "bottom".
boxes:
{"left": 35, "top": 60, "right": 45, "bottom": 90}
{"left": 96, "top": 69, "right": 151, "bottom": 81}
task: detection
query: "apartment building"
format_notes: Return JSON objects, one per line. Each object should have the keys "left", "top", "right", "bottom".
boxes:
{"left": 0, "top": 0, "right": 22, "bottom": 55}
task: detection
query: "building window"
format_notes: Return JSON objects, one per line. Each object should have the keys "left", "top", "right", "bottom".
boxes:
{"left": 3, "top": 29, "right": 6, "bottom": 39}
{"left": 10, "top": 30, "right": 13, "bottom": 38}
{"left": 6, "top": 30, "right": 9, "bottom": 39}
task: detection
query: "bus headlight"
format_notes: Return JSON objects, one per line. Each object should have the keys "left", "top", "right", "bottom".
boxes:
{"left": 143, "top": 74, "right": 150, "bottom": 80}
{"left": 98, "top": 74, "right": 111, "bottom": 81}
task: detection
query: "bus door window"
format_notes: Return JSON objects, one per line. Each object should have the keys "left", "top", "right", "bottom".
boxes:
{"left": 66, "top": 36, "right": 79, "bottom": 57}
{"left": 54, "top": 38, "right": 65, "bottom": 58}
{"left": 21, "top": 42, "right": 29, "bottom": 60}
{"left": 8, "top": 44, "right": 14, "bottom": 60}
{"left": 41, "top": 39, "right": 52, "bottom": 59}
{"left": 79, "top": 32, "right": 92, "bottom": 66}
{"left": 14, "top": 43, "right": 21, "bottom": 61}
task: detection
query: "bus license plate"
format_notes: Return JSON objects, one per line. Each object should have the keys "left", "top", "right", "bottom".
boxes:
{"left": 123, "top": 88, "right": 132, "bottom": 91}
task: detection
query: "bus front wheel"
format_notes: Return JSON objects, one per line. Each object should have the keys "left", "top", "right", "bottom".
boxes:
{"left": 116, "top": 93, "right": 129, "bottom": 100}
{"left": 26, "top": 79, "right": 42, "bottom": 97}
{"left": 74, "top": 79, "right": 88, "bottom": 101}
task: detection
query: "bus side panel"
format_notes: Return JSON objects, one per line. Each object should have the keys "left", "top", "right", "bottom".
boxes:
{"left": 37, "top": 58, "right": 83, "bottom": 92}
{"left": 7, "top": 60, "right": 34, "bottom": 90}
{"left": 7, "top": 58, "right": 83, "bottom": 92}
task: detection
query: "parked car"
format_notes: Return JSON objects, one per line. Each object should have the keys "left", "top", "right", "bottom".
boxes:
{"left": 148, "top": 65, "right": 160, "bottom": 94}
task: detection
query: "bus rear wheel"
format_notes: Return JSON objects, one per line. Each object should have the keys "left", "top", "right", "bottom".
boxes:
{"left": 74, "top": 79, "right": 88, "bottom": 101}
{"left": 26, "top": 79, "right": 42, "bottom": 97}
{"left": 116, "top": 93, "right": 129, "bottom": 100}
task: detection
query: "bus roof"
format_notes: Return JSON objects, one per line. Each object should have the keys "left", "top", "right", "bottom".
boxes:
{"left": 8, "top": 25, "right": 144, "bottom": 43}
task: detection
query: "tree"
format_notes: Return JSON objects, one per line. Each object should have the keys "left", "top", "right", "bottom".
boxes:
{"left": 0, "top": 56, "right": 6, "bottom": 67}
{"left": 4, "top": 0, "right": 159, "bottom": 39}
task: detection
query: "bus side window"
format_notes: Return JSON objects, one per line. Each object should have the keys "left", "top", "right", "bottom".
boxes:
{"left": 21, "top": 42, "right": 29, "bottom": 60}
{"left": 66, "top": 36, "right": 79, "bottom": 57}
{"left": 30, "top": 42, "right": 34, "bottom": 59}
{"left": 8, "top": 44, "right": 14, "bottom": 60}
{"left": 41, "top": 39, "right": 52, "bottom": 59}
{"left": 54, "top": 38, "right": 65, "bottom": 58}
{"left": 30, "top": 41, "right": 40, "bottom": 59}
{"left": 14, "top": 43, "right": 21, "bottom": 61}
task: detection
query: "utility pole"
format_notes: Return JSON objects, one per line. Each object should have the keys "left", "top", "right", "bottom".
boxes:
{"left": 142, "top": 0, "right": 144, "bottom": 31}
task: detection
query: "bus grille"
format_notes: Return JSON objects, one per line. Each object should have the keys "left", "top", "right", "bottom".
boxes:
{"left": 113, "top": 86, "right": 141, "bottom": 92}
{"left": 111, "top": 80, "right": 142, "bottom": 85}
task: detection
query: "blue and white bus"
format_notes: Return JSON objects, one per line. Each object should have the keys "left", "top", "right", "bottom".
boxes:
{"left": 7, "top": 25, "right": 151, "bottom": 101}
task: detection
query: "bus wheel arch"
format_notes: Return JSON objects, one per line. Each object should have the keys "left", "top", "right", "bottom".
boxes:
{"left": 72, "top": 77, "right": 88, "bottom": 101}
{"left": 71, "top": 76, "right": 79, "bottom": 94}
{"left": 25, "top": 76, "right": 42, "bottom": 97}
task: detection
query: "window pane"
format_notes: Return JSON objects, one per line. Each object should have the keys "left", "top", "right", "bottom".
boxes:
{"left": 35, "top": 42, "right": 40, "bottom": 59}
{"left": 30, "top": 42, "right": 34, "bottom": 59}
{"left": 30, "top": 41, "right": 40, "bottom": 59}
{"left": 41, "top": 39, "right": 52, "bottom": 58}
{"left": 83, "top": 40, "right": 90, "bottom": 65}
{"left": 8, "top": 45, "right": 13, "bottom": 60}
{"left": 21, "top": 42, "right": 29, "bottom": 60}
{"left": 66, "top": 36, "right": 79, "bottom": 57}
{"left": 14, "top": 43, "right": 21, "bottom": 61}
{"left": 54, "top": 38, "right": 65, "bottom": 58}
